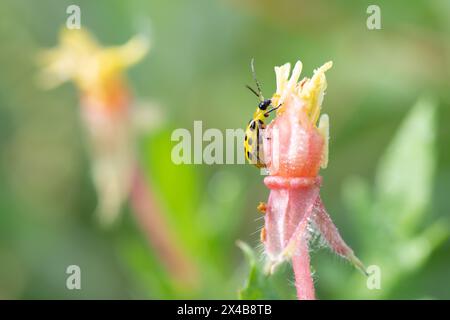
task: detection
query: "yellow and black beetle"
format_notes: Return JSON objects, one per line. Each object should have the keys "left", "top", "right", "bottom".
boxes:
{"left": 244, "top": 59, "right": 280, "bottom": 168}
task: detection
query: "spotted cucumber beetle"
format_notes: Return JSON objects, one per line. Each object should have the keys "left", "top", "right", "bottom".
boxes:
{"left": 244, "top": 59, "right": 280, "bottom": 168}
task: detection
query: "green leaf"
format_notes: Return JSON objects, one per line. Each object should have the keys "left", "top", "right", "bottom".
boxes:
{"left": 374, "top": 97, "right": 436, "bottom": 237}
{"left": 237, "top": 241, "right": 283, "bottom": 300}
{"left": 394, "top": 220, "right": 449, "bottom": 273}
{"left": 140, "top": 128, "right": 202, "bottom": 254}
{"left": 237, "top": 241, "right": 266, "bottom": 299}
{"left": 339, "top": 98, "right": 445, "bottom": 299}
{"left": 341, "top": 176, "right": 374, "bottom": 248}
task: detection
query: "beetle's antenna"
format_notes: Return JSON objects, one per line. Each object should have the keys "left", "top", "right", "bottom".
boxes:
{"left": 245, "top": 85, "right": 260, "bottom": 98}
{"left": 250, "top": 58, "right": 264, "bottom": 101}
{"left": 264, "top": 104, "right": 282, "bottom": 116}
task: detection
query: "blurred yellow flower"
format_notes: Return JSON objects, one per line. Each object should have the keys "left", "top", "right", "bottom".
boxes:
{"left": 38, "top": 28, "right": 150, "bottom": 224}
{"left": 38, "top": 28, "right": 149, "bottom": 106}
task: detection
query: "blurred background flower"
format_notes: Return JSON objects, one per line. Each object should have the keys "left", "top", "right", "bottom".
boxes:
{"left": 38, "top": 28, "right": 149, "bottom": 224}
{"left": 37, "top": 27, "right": 198, "bottom": 289}
{"left": 0, "top": 0, "right": 449, "bottom": 299}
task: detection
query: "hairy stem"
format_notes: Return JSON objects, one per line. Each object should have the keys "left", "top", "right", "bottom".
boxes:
{"left": 292, "top": 240, "right": 315, "bottom": 300}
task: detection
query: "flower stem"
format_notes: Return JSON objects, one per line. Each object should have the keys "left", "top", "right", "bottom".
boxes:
{"left": 292, "top": 240, "right": 316, "bottom": 300}
{"left": 130, "top": 164, "right": 198, "bottom": 287}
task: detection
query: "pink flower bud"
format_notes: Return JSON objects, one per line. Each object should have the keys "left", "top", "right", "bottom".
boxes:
{"left": 263, "top": 95, "right": 325, "bottom": 178}
{"left": 258, "top": 60, "right": 364, "bottom": 300}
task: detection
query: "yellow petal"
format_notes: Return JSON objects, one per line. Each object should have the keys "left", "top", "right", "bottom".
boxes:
{"left": 273, "top": 62, "right": 291, "bottom": 106}
{"left": 38, "top": 28, "right": 150, "bottom": 93}
{"left": 301, "top": 61, "right": 332, "bottom": 125}
{"left": 282, "top": 60, "right": 302, "bottom": 105}
{"left": 117, "top": 35, "right": 150, "bottom": 68}
{"left": 318, "top": 114, "right": 329, "bottom": 169}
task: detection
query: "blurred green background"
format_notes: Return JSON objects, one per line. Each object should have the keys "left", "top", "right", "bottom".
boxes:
{"left": 0, "top": 0, "right": 449, "bottom": 299}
